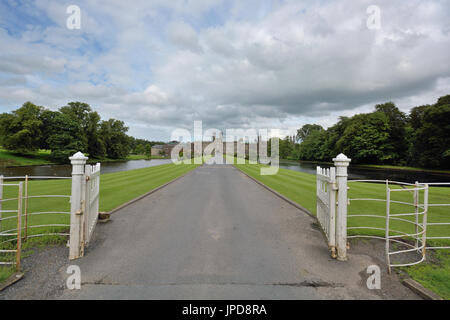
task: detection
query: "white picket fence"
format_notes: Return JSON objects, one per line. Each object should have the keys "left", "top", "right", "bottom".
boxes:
{"left": 316, "top": 167, "right": 336, "bottom": 256}
{"left": 315, "top": 154, "right": 351, "bottom": 261}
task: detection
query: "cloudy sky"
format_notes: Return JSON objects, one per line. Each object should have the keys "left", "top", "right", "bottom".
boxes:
{"left": 0, "top": 0, "right": 449, "bottom": 141}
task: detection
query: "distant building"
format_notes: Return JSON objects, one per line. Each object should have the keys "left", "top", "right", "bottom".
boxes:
{"left": 151, "top": 141, "right": 179, "bottom": 157}
{"left": 151, "top": 145, "right": 165, "bottom": 157}
{"left": 152, "top": 140, "right": 257, "bottom": 158}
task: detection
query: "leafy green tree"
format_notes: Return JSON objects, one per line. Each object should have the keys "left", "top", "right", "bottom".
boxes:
{"left": 336, "top": 112, "right": 393, "bottom": 164}
{"left": 279, "top": 136, "right": 294, "bottom": 159}
{"left": 375, "top": 102, "right": 408, "bottom": 164}
{"left": 86, "top": 111, "right": 106, "bottom": 159}
{"left": 145, "top": 146, "right": 152, "bottom": 159}
{"left": 135, "top": 144, "right": 143, "bottom": 154}
{"left": 0, "top": 112, "right": 15, "bottom": 147}
{"left": 410, "top": 95, "right": 450, "bottom": 168}
{"left": 99, "top": 119, "right": 131, "bottom": 159}
{"left": 59, "top": 102, "right": 105, "bottom": 158}
{"left": 298, "top": 129, "right": 325, "bottom": 161}
{"left": 296, "top": 124, "right": 324, "bottom": 142}
{"left": 46, "top": 112, "right": 85, "bottom": 163}
{"left": 292, "top": 95, "right": 450, "bottom": 168}
{"left": 0, "top": 102, "right": 44, "bottom": 153}
{"left": 39, "top": 110, "right": 60, "bottom": 150}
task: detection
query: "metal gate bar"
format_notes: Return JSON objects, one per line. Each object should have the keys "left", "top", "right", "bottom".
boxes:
{"left": 0, "top": 182, "right": 22, "bottom": 271}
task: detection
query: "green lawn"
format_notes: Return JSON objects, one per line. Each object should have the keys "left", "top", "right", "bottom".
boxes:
{"left": 0, "top": 161, "right": 200, "bottom": 282}
{"left": 0, "top": 147, "right": 166, "bottom": 167}
{"left": 126, "top": 154, "right": 167, "bottom": 160}
{"left": 354, "top": 164, "right": 450, "bottom": 175}
{"left": 0, "top": 148, "right": 54, "bottom": 167}
{"left": 235, "top": 162, "right": 450, "bottom": 299}
{"left": 282, "top": 159, "right": 450, "bottom": 175}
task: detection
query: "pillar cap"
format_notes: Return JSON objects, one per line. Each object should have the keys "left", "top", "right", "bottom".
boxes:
{"left": 69, "top": 151, "right": 88, "bottom": 162}
{"left": 333, "top": 153, "right": 351, "bottom": 163}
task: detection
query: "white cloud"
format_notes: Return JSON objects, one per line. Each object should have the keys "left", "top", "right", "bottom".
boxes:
{"left": 0, "top": 55, "right": 66, "bottom": 74}
{"left": 0, "top": 0, "right": 449, "bottom": 140}
{"left": 168, "top": 21, "right": 202, "bottom": 53}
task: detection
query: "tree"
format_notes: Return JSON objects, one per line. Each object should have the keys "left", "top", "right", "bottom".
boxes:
{"left": 296, "top": 124, "right": 324, "bottom": 142}
{"left": 375, "top": 102, "right": 408, "bottom": 164}
{"left": 40, "top": 109, "right": 60, "bottom": 150}
{"left": 0, "top": 113, "right": 15, "bottom": 147}
{"left": 99, "top": 119, "right": 131, "bottom": 159}
{"left": 410, "top": 95, "right": 450, "bottom": 168}
{"left": 0, "top": 102, "right": 44, "bottom": 153}
{"left": 290, "top": 95, "right": 450, "bottom": 168}
{"left": 86, "top": 111, "right": 106, "bottom": 158}
{"left": 298, "top": 129, "right": 325, "bottom": 161}
{"left": 59, "top": 102, "right": 105, "bottom": 158}
{"left": 336, "top": 112, "right": 393, "bottom": 164}
{"left": 46, "top": 112, "right": 85, "bottom": 163}
{"left": 145, "top": 146, "right": 152, "bottom": 159}
{"left": 279, "top": 136, "right": 294, "bottom": 159}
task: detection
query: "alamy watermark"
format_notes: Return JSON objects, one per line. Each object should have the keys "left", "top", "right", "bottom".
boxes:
{"left": 366, "top": 5, "right": 381, "bottom": 30}
{"left": 170, "top": 121, "right": 281, "bottom": 175}
{"left": 366, "top": 265, "right": 381, "bottom": 289}
{"left": 66, "top": 5, "right": 81, "bottom": 30}
{"left": 66, "top": 265, "right": 81, "bottom": 290}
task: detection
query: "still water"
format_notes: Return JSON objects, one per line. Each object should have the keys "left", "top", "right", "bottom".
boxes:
{"left": 1, "top": 158, "right": 449, "bottom": 184}
{"left": 279, "top": 161, "right": 450, "bottom": 184}
{"left": 0, "top": 159, "right": 173, "bottom": 177}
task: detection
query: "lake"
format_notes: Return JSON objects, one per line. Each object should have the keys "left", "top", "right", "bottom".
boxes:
{"left": 0, "top": 159, "right": 173, "bottom": 178}
{"left": 1, "top": 158, "right": 449, "bottom": 184}
{"left": 279, "top": 161, "right": 450, "bottom": 184}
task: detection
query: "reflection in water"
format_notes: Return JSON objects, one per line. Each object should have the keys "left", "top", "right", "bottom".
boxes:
{"left": 0, "top": 159, "right": 173, "bottom": 177}
{"left": 279, "top": 161, "right": 450, "bottom": 184}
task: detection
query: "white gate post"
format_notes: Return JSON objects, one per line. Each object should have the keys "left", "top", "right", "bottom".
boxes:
{"left": 333, "top": 153, "right": 351, "bottom": 261}
{"left": 69, "top": 152, "right": 88, "bottom": 260}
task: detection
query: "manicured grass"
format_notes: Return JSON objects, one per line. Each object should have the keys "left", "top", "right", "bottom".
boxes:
{"left": 0, "top": 147, "right": 166, "bottom": 167}
{"left": 234, "top": 161, "right": 450, "bottom": 299}
{"left": 98, "top": 162, "right": 199, "bottom": 212}
{"left": 402, "top": 250, "right": 450, "bottom": 300}
{"left": 126, "top": 154, "right": 150, "bottom": 160}
{"left": 126, "top": 154, "right": 167, "bottom": 160}
{"left": 0, "top": 266, "right": 13, "bottom": 283}
{"left": 355, "top": 164, "right": 450, "bottom": 175}
{"left": 0, "top": 148, "right": 54, "bottom": 167}
{"left": 282, "top": 159, "right": 450, "bottom": 175}
{"left": 0, "top": 161, "right": 200, "bottom": 282}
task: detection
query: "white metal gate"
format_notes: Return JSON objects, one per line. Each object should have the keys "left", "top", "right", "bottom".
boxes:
{"left": 69, "top": 152, "right": 101, "bottom": 260}
{"left": 347, "top": 180, "right": 430, "bottom": 272}
{"left": 316, "top": 166, "right": 337, "bottom": 256}
{"left": 0, "top": 182, "right": 22, "bottom": 271}
{"left": 424, "top": 182, "right": 450, "bottom": 250}
{"left": 385, "top": 182, "right": 428, "bottom": 273}
{"left": 84, "top": 163, "right": 101, "bottom": 246}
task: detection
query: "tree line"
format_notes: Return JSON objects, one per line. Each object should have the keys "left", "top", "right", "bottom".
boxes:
{"left": 276, "top": 94, "right": 450, "bottom": 169}
{"left": 0, "top": 101, "right": 164, "bottom": 163}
